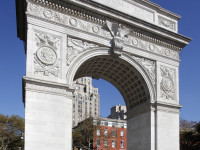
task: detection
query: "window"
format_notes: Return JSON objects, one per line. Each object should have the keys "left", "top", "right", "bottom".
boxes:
{"left": 97, "top": 139, "right": 100, "bottom": 147}
{"left": 104, "top": 122, "right": 108, "bottom": 126}
{"left": 104, "top": 130, "right": 108, "bottom": 136}
{"left": 112, "top": 130, "right": 116, "bottom": 137}
{"left": 121, "top": 141, "right": 124, "bottom": 148}
{"left": 120, "top": 131, "right": 124, "bottom": 137}
{"left": 112, "top": 140, "right": 116, "bottom": 148}
{"left": 112, "top": 122, "right": 116, "bottom": 127}
{"left": 104, "top": 140, "right": 108, "bottom": 148}
{"left": 96, "top": 130, "right": 100, "bottom": 136}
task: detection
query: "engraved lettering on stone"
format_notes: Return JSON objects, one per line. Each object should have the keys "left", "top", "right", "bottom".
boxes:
{"left": 34, "top": 32, "right": 60, "bottom": 77}
{"left": 106, "top": 20, "right": 132, "bottom": 56}
{"left": 66, "top": 37, "right": 99, "bottom": 66}
{"left": 132, "top": 55, "right": 156, "bottom": 84}
{"left": 160, "top": 66, "right": 176, "bottom": 100}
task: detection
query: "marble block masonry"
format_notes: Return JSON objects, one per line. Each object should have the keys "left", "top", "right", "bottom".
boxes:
{"left": 16, "top": 0, "right": 191, "bottom": 149}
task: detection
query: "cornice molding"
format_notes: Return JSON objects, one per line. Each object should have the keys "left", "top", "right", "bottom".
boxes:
{"left": 17, "top": 0, "right": 191, "bottom": 52}
{"left": 23, "top": 76, "right": 74, "bottom": 101}
{"left": 127, "top": 101, "right": 181, "bottom": 118}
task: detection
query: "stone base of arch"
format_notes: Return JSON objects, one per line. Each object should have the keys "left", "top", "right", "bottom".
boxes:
{"left": 127, "top": 103, "right": 181, "bottom": 150}
{"left": 23, "top": 77, "right": 74, "bottom": 150}
{"left": 23, "top": 77, "right": 181, "bottom": 150}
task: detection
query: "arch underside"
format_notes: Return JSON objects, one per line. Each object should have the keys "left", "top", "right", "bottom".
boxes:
{"left": 74, "top": 55, "right": 150, "bottom": 111}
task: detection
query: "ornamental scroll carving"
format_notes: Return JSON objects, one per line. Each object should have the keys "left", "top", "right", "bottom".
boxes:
{"left": 132, "top": 55, "right": 156, "bottom": 84}
{"left": 66, "top": 37, "right": 99, "bottom": 66}
{"left": 160, "top": 66, "right": 176, "bottom": 100}
{"left": 34, "top": 32, "right": 60, "bottom": 77}
{"left": 106, "top": 20, "right": 132, "bottom": 56}
{"left": 27, "top": 2, "right": 180, "bottom": 60}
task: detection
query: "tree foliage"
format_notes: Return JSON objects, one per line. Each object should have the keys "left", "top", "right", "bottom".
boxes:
{"left": 180, "top": 119, "right": 200, "bottom": 150}
{"left": 72, "top": 117, "right": 112, "bottom": 150}
{"left": 0, "top": 114, "right": 24, "bottom": 150}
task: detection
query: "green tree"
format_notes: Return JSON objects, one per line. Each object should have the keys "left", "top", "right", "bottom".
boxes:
{"left": 72, "top": 117, "right": 112, "bottom": 150}
{"left": 0, "top": 114, "right": 24, "bottom": 150}
{"left": 180, "top": 119, "right": 200, "bottom": 150}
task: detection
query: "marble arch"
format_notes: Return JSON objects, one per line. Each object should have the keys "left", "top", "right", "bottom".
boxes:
{"left": 66, "top": 48, "right": 156, "bottom": 109}
{"left": 16, "top": 0, "right": 191, "bottom": 150}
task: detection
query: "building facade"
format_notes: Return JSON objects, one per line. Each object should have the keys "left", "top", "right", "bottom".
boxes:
{"left": 72, "top": 77, "right": 100, "bottom": 127}
{"left": 108, "top": 104, "right": 127, "bottom": 120}
{"left": 94, "top": 118, "right": 127, "bottom": 150}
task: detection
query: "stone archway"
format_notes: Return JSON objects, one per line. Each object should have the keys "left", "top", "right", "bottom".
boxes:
{"left": 16, "top": 0, "right": 191, "bottom": 149}
{"left": 67, "top": 49, "right": 155, "bottom": 149}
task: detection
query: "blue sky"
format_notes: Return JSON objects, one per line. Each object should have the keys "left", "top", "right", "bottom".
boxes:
{"left": 0, "top": 0, "right": 199, "bottom": 121}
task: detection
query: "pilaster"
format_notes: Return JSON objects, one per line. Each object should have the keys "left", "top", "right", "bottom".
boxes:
{"left": 23, "top": 77, "right": 74, "bottom": 150}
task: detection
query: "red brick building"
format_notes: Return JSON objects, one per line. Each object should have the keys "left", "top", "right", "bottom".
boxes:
{"left": 93, "top": 118, "right": 127, "bottom": 150}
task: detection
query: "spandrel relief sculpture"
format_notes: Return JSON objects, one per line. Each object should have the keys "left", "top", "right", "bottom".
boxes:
{"left": 160, "top": 66, "right": 176, "bottom": 100}
{"left": 34, "top": 32, "right": 60, "bottom": 77}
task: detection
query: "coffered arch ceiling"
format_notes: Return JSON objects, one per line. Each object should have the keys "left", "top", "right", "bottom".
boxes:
{"left": 74, "top": 55, "right": 150, "bottom": 111}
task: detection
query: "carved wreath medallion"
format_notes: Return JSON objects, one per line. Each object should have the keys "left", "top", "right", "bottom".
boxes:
{"left": 36, "top": 46, "right": 57, "bottom": 65}
{"left": 160, "top": 66, "right": 176, "bottom": 100}
{"left": 34, "top": 32, "right": 60, "bottom": 77}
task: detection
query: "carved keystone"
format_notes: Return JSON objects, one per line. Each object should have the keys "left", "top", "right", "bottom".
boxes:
{"left": 106, "top": 20, "right": 132, "bottom": 56}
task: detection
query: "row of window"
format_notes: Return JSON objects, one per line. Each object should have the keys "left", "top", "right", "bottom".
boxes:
{"left": 97, "top": 139, "right": 124, "bottom": 148}
{"left": 96, "top": 130, "right": 124, "bottom": 137}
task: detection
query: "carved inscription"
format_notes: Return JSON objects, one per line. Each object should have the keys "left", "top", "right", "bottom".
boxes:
{"left": 67, "top": 37, "right": 99, "bottom": 66}
{"left": 34, "top": 32, "right": 60, "bottom": 77}
{"left": 160, "top": 66, "right": 176, "bottom": 100}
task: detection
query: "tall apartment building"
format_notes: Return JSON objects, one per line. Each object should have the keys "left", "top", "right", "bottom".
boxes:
{"left": 72, "top": 77, "right": 100, "bottom": 127}
{"left": 108, "top": 104, "right": 127, "bottom": 120}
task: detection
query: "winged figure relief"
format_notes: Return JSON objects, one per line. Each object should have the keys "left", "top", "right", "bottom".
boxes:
{"left": 106, "top": 20, "right": 132, "bottom": 38}
{"left": 66, "top": 38, "right": 98, "bottom": 65}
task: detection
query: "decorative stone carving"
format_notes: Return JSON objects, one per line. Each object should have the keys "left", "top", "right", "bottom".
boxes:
{"left": 160, "top": 66, "right": 176, "bottom": 100}
{"left": 27, "top": 1, "right": 181, "bottom": 60}
{"left": 34, "top": 32, "right": 60, "bottom": 77}
{"left": 132, "top": 55, "right": 156, "bottom": 84}
{"left": 66, "top": 37, "right": 99, "bottom": 66}
{"left": 106, "top": 20, "right": 132, "bottom": 56}
{"left": 158, "top": 16, "right": 176, "bottom": 31}
{"left": 124, "top": 36, "right": 180, "bottom": 60}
